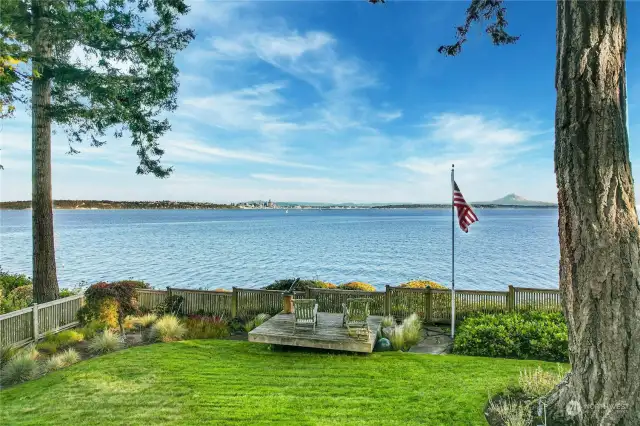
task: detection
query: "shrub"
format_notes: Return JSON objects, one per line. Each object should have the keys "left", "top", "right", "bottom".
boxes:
{"left": 381, "top": 316, "right": 395, "bottom": 328}
{"left": 149, "top": 315, "right": 186, "bottom": 342}
{"left": 59, "top": 287, "right": 82, "bottom": 298}
{"left": 185, "top": 315, "right": 230, "bottom": 339}
{"left": 84, "top": 281, "right": 143, "bottom": 332}
{"left": 453, "top": 311, "right": 568, "bottom": 362}
{"left": 518, "top": 366, "right": 566, "bottom": 398}
{"left": 35, "top": 341, "right": 59, "bottom": 355}
{"left": 338, "top": 282, "right": 376, "bottom": 292}
{"left": 111, "top": 280, "right": 150, "bottom": 289}
{"left": 253, "top": 313, "right": 271, "bottom": 327}
{"left": 0, "top": 350, "right": 39, "bottom": 386}
{"left": 43, "top": 349, "right": 80, "bottom": 372}
{"left": 487, "top": 398, "right": 532, "bottom": 426}
{"left": 52, "top": 330, "right": 85, "bottom": 348}
{"left": 0, "top": 268, "right": 31, "bottom": 296}
{"left": 76, "top": 321, "right": 105, "bottom": 340}
{"left": 3, "top": 285, "right": 33, "bottom": 312}
{"left": 399, "top": 280, "right": 447, "bottom": 290}
{"left": 153, "top": 295, "right": 184, "bottom": 316}
{"left": 88, "top": 330, "right": 125, "bottom": 354}
{"left": 264, "top": 279, "right": 336, "bottom": 291}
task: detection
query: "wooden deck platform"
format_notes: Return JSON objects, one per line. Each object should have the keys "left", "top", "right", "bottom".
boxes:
{"left": 248, "top": 312, "right": 383, "bottom": 353}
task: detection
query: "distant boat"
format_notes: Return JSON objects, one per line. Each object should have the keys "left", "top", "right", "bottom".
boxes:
{"left": 285, "top": 210, "right": 289, "bottom": 214}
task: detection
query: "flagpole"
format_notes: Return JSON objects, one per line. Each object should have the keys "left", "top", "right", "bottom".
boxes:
{"left": 451, "top": 164, "right": 456, "bottom": 339}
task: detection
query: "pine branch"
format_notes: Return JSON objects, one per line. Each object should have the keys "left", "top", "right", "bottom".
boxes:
{"left": 438, "top": 0, "right": 519, "bottom": 56}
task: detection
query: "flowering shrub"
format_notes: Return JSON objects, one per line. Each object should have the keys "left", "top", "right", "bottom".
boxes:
{"left": 399, "top": 280, "right": 447, "bottom": 290}
{"left": 338, "top": 282, "right": 376, "bottom": 292}
{"left": 265, "top": 279, "right": 336, "bottom": 291}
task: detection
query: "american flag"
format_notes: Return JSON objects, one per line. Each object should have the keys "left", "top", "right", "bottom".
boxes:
{"left": 453, "top": 181, "right": 478, "bottom": 232}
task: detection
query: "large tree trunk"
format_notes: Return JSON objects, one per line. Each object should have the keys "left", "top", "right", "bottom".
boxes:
{"left": 31, "top": 0, "right": 59, "bottom": 303}
{"left": 548, "top": 1, "right": 640, "bottom": 424}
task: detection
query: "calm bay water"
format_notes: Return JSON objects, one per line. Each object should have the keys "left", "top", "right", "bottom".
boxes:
{"left": 0, "top": 208, "right": 560, "bottom": 291}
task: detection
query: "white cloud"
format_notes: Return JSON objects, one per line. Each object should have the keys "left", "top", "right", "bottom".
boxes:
{"left": 251, "top": 174, "right": 336, "bottom": 185}
{"left": 378, "top": 110, "right": 403, "bottom": 122}
{"left": 210, "top": 31, "right": 334, "bottom": 62}
{"left": 182, "top": 82, "right": 300, "bottom": 133}
{"left": 165, "top": 138, "right": 325, "bottom": 170}
{"left": 395, "top": 113, "right": 548, "bottom": 200}
{"left": 426, "top": 113, "right": 532, "bottom": 146}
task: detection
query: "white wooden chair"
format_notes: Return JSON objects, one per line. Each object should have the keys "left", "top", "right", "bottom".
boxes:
{"left": 292, "top": 299, "right": 318, "bottom": 334}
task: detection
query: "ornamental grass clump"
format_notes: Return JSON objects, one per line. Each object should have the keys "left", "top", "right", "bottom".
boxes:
{"left": 88, "top": 330, "right": 125, "bottom": 354}
{"left": 0, "top": 349, "right": 40, "bottom": 386}
{"left": 35, "top": 341, "right": 59, "bottom": 355}
{"left": 184, "top": 315, "right": 230, "bottom": 339}
{"left": 253, "top": 313, "right": 271, "bottom": 327}
{"left": 43, "top": 349, "right": 80, "bottom": 372}
{"left": 137, "top": 313, "right": 158, "bottom": 328}
{"left": 401, "top": 313, "right": 422, "bottom": 348}
{"left": 381, "top": 315, "right": 395, "bottom": 328}
{"left": 149, "top": 315, "right": 186, "bottom": 342}
{"left": 487, "top": 398, "right": 532, "bottom": 426}
{"left": 518, "top": 365, "right": 566, "bottom": 398}
{"left": 387, "top": 326, "right": 405, "bottom": 351}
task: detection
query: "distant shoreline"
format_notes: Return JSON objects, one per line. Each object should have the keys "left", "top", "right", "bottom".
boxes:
{"left": 0, "top": 200, "right": 558, "bottom": 210}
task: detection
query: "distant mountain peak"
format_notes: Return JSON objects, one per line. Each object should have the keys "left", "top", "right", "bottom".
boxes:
{"left": 483, "top": 193, "right": 556, "bottom": 206}
{"left": 498, "top": 193, "right": 528, "bottom": 202}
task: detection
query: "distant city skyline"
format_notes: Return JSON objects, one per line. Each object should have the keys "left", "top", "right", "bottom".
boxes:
{"left": 1, "top": 1, "right": 639, "bottom": 203}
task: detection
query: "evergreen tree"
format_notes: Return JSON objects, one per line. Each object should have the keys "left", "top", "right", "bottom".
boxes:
{"left": 1, "top": 0, "right": 194, "bottom": 302}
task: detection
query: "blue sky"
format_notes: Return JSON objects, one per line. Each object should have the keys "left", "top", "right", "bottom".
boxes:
{"left": 1, "top": 0, "right": 639, "bottom": 203}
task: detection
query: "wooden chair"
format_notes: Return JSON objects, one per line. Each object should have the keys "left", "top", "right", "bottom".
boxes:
{"left": 342, "top": 298, "right": 373, "bottom": 334}
{"left": 292, "top": 299, "right": 318, "bottom": 334}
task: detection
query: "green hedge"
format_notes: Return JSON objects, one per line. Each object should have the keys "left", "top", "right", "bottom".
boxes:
{"left": 453, "top": 311, "right": 568, "bottom": 362}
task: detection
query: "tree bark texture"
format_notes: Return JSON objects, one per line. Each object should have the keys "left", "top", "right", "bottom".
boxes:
{"left": 31, "top": 0, "right": 59, "bottom": 303}
{"left": 549, "top": 1, "right": 639, "bottom": 424}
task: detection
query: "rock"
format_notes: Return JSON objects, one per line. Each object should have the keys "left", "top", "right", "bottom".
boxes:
{"left": 374, "top": 337, "right": 392, "bottom": 352}
{"left": 381, "top": 326, "right": 394, "bottom": 339}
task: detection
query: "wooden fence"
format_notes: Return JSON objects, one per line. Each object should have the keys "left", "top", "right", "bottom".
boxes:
{"left": 307, "top": 288, "right": 386, "bottom": 316}
{"left": 1, "top": 285, "right": 562, "bottom": 347}
{"left": 0, "top": 294, "right": 84, "bottom": 347}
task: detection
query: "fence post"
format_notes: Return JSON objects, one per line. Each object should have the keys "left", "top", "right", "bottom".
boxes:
{"left": 32, "top": 303, "right": 39, "bottom": 341}
{"left": 507, "top": 285, "right": 515, "bottom": 311}
{"left": 305, "top": 287, "right": 311, "bottom": 299}
{"left": 231, "top": 287, "right": 238, "bottom": 318}
{"left": 384, "top": 285, "right": 391, "bottom": 316}
{"left": 425, "top": 288, "right": 432, "bottom": 324}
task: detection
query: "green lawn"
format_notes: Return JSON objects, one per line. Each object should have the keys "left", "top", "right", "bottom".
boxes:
{"left": 1, "top": 340, "right": 563, "bottom": 425}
